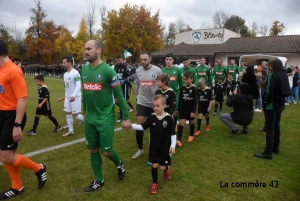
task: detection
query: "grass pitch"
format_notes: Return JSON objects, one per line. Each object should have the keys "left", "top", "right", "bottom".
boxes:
{"left": 0, "top": 75, "right": 299, "bottom": 201}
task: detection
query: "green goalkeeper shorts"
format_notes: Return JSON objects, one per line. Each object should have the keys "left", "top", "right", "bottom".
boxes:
{"left": 85, "top": 123, "right": 114, "bottom": 152}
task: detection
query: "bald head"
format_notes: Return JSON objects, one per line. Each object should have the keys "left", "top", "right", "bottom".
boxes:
{"left": 85, "top": 40, "right": 104, "bottom": 64}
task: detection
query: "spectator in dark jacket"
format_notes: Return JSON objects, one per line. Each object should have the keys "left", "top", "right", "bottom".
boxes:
{"left": 254, "top": 58, "right": 290, "bottom": 160}
{"left": 220, "top": 82, "right": 253, "bottom": 134}
{"left": 242, "top": 65, "right": 259, "bottom": 100}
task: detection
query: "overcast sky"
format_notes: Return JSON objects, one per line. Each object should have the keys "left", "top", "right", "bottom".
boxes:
{"left": 1, "top": 0, "right": 300, "bottom": 36}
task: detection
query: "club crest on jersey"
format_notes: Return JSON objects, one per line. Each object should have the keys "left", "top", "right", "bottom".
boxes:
{"left": 96, "top": 74, "right": 102, "bottom": 80}
{"left": 173, "top": 71, "right": 176, "bottom": 74}
{"left": 189, "top": 90, "right": 192, "bottom": 94}
{"left": 162, "top": 120, "right": 168, "bottom": 128}
{"left": 68, "top": 77, "right": 71, "bottom": 80}
{"left": 204, "top": 92, "right": 207, "bottom": 95}
{"left": 165, "top": 95, "right": 169, "bottom": 99}
{"left": 0, "top": 84, "right": 3, "bottom": 94}
{"left": 152, "top": 74, "right": 155, "bottom": 78}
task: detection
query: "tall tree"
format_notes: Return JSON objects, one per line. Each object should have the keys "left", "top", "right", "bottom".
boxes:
{"left": 224, "top": 15, "right": 251, "bottom": 37}
{"left": 55, "top": 26, "right": 74, "bottom": 61}
{"left": 101, "top": 3, "right": 164, "bottom": 63}
{"left": 259, "top": 25, "right": 268, "bottom": 36}
{"left": 212, "top": 10, "right": 229, "bottom": 28}
{"left": 73, "top": 17, "right": 89, "bottom": 63}
{"left": 249, "top": 22, "right": 258, "bottom": 37}
{"left": 269, "top": 21, "right": 285, "bottom": 36}
{"left": 24, "top": 0, "right": 59, "bottom": 63}
{"left": 86, "top": 3, "right": 96, "bottom": 39}
{"left": 0, "top": 25, "right": 19, "bottom": 59}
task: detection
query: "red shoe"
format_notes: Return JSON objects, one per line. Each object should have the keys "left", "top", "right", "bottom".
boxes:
{"left": 164, "top": 166, "right": 170, "bottom": 180}
{"left": 194, "top": 130, "right": 201, "bottom": 136}
{"left": 187, "top": 136, "right": 194, "bottom": 142}
{"left": 150, "top": 183, "right": 158, "bottom": 194}
{"left": 176, "top": 140, "right": 182, "bottom": 147}
{"left": 206, "top": 125, "right": 210, "bottom": 131}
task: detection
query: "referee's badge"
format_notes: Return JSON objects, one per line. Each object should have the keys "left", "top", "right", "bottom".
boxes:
{"left": 0, "top": 84, "right": 3, "bottom": 94}
{"left": 162, "top": 120, "right": 168, "bottom": 128}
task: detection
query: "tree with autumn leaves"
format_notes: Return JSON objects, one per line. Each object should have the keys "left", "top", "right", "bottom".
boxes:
{"left": 101, "top": 3, "right": 164, "bottom": 63}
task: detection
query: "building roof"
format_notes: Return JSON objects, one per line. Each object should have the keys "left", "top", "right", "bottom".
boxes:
{"left": 151, "top": 35, "right": 300, "bottom": 57}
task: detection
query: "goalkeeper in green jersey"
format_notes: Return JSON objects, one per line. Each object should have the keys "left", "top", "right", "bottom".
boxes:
{"left": 81, "top": 40, "right": 131, "bottom": 192}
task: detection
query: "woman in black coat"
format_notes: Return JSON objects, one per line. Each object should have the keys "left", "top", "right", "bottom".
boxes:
{"left": 242, "top": 65, "right": 259, "bottom": 100}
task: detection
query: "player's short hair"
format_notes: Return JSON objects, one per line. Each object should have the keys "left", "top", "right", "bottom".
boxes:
{"left": 183, "top": 71, "right": 193, "bottom": 79}
{"left": 157, "top": 73, "right": 170, "bottom": 86}
{"left": 200, "top": 56, "right": 205, "bottom": 60}
{"left": 228, "top": 74, "right": 233, "bottom": 77}
{"left": 218, "top": 76, "right": 224, "bottom": 81}
{"left": 165, "top": 53, "right": 174, "bottom": 59}
{"left": 106, "top": 58, "right": 113, "bottom": 63}
{"left": 198, "top": 78, "right": 206, "bottom": 86}
{"left": 152, "top": 94, "right": 166, "bottom": 105}
{"left": 182, "top": 56, "right": 189, "bottom": 62}
{"left": 140, "top": 51, "right": 151, "bottom": 58}
{"left": 240, "top": 60, "right": 244, "bottom": 63}
{"left": 116, "top": 54, "right": 123, "bottom": 59}
{"left": 0, "top": 39, "right": 9, "bottom": 56}
{"left": 12, "top": 58, "right": 20, "bottom": 62}
{"left": 94, "top": 40, "right": 104, "bottom": 53}
{"left": 63, "top": 56, "right": 73, "bottom": 65}
{"left": 34, "top": 74, "right": 44, "bottom": 82}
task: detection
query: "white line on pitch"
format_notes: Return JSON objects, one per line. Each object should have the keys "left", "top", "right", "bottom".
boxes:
{"left": 0, "top": 127, "right": 123, "bottom": 166}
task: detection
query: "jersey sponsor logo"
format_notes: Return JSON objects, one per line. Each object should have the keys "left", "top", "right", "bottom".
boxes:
{"left": 162, "top": 120, "right": 168, "bottom": 128}
{"left": 216, "top": 72, "right": 223, "bottom": 75}
{"left": 96, "top": 74, "right": 102, "bottom": 80}
{"left": 84, "top": 82, "right": 103, "bottom": 91}
{"left": 169, "top": 76, "right": 176, "bottom": 81}
{"left": 104, "top": 146, "right": 112, "bottom": 149}
{"left": 140, "top": 81, "right": 155, "bottom": 86}
{"left": 0, "top": 84, "right": 4, "bottom": 94}
{"left": 229, "top": 70, "right": 235, "bottom": 73}
{"left": 198, "top": 72, "right": 207, "bottom": 76}
{"left": 110, "top": 79, "right": 120, "bottom": 88}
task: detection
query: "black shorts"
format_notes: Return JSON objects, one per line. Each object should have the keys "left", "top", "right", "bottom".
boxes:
{"left": 179, "top": 108, "right": 195, "bottom": 120}
{"left": 198, "top": 107, "right": 209, "bottom": 116}
{"left": 149, "top": 146, "right": 171, "bottom": 166}
{"left": 215, "top": 99, "right": 223, "bottom": 104}
{"left": 121, "top": 84, "right": 130, "bottom": 100}
{"left": 136, "top": 104, "right": 153, "bottom": 117}
{"left": 36, "top": 106, "right": 52, "bottom": 116}
{"left": 0, "top": 111, "right": 26, "bottom": 150}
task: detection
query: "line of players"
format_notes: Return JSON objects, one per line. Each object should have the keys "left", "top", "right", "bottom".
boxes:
{"left": 22, "top": 51, "right": 247, "bottom": 195}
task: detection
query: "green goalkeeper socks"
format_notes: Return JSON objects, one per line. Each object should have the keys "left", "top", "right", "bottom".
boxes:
{"left": 90, "top": 152, "right": 103, "bottom": 182}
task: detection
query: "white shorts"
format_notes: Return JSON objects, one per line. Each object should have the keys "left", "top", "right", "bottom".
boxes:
{"left": 64, "top": 97, "right": 82, "bottom": 113}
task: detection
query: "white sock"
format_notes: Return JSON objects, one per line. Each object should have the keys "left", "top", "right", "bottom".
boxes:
{"left": 66, "top": 115, "right": 74, "bottom": 132}
{"left": 75, "top": 114, "right": 84, "bottom": 123}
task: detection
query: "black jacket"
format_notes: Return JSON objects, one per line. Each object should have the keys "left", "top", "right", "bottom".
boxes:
{"left": 226, "top": 93, "right": 253, "bottom": 126}
{"left": 264, "top": 70, "right": 290, "bottom": 111}
{"left": 242, "top": 67, "right": 259, "bottom": 99}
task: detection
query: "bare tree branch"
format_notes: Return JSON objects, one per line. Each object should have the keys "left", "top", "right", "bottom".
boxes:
{"left": 86, "top": 3, "right": 96, "bottom": 39}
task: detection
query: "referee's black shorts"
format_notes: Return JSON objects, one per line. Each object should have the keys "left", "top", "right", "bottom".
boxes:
{"left": 0, "top": 111, "right": 26, "bottom": 150}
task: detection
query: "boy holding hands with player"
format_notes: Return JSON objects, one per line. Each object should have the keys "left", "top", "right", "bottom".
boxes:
{"left": 130, "top": 94, "right": 176, "bottom": 195}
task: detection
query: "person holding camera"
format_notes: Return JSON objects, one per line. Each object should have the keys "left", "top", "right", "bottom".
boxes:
{"left": 220, "top": 82, "right": 253, "bottom": 134}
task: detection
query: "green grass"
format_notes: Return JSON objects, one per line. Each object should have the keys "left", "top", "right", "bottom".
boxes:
{"left": 0, "top": 75, "right": 299, "bottom": 201}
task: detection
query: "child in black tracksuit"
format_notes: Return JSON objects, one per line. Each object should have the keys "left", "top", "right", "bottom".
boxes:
{"left": 213, "top": 76, "right": 226, "bottom": 116}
